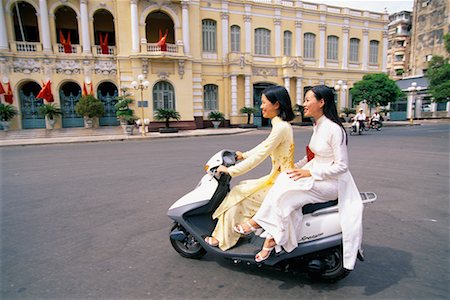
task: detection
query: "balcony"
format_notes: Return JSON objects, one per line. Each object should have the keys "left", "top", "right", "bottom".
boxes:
{"left": 140, "top": 42, "right": 185, "bottom": 57}
{"left": 93, "top": 45, "right": 116, "bottom": 56}
{"left": 54, "top": 43, "right": 81, "bottom": 54}
{"left": 10, "top": 41, "right": 42, "bottom": 53}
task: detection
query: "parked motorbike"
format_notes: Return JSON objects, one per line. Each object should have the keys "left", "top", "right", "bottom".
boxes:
{"left": 167, "top": 150, "right": 377, "bottom": 282}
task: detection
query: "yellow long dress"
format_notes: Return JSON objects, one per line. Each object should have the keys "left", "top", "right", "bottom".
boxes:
{"left": 211, "top": 116, "right": 295, "bottom": 250}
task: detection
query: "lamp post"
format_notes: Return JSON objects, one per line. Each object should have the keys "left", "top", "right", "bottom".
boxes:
{"left": 407, "top": 82, "right": 421, "bottom": 125}
{"left": 334, "top": 80, "right": 348, "bottom": 111}
{"left": 131, "top": 74, "right": 149, "bottom": 136}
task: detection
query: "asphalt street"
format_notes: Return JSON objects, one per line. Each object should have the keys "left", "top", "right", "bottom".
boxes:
{"left": 1, "top": 123, "right": 449, "bottom": 299}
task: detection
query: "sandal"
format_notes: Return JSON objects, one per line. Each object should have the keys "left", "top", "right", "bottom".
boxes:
{"left": 255, "top": 246, "right": 274, "bottom": 263}
{"left": 204, "top": 236, "right": 219, "bottom": 247}
{"left": 233, "top": 221, "right": 258, "bottom": 235}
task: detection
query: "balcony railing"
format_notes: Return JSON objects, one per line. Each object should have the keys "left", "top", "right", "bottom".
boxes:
{"left": 94, "top": 45, "right": 116, "bottom": 55}
{"left": 10, "top": 41, "right": 42, "bottom": 53}
{"left": 146, "top": 43, "right": 177, "bottom": 53}
{"left": 141, "top": 42, "right": 185, "bottom": 56}
{"left": 56, "top": 43, "right": 79, "bottom": 54}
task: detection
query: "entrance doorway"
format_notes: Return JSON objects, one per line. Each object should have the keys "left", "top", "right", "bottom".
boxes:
{"left": 253, "top": 83, "right": 274, "bottom": 127}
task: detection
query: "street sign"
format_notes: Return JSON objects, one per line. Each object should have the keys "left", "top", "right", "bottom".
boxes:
{"left": 138, "top": 101, "right": 148, "bottom": 107}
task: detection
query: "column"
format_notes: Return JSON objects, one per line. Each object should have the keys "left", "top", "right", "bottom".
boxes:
{"left": 193, "top": 76, "right": 203, "bottom": 117}
{"left": 342, "top": 27, "right": 349, "bottom": 70}
{"left": 362, "top": 29, "right": 369, "bottom": 70}
{"left": 0, "top": 1, "right": 8, "bottom": 50}
{"left": 406, "top": 93, "right": 414, "bottom": 120}
{"left": 340, "top": 85, "right": 347, "bottom": 110}
{"left": 415, "top": 96, "right": 422, "bottom": 118}
{"left": 284, "top": 77, "right": 290, "bottom": 95}
{"left": 181, "top": 2, "right": 190, "bottom": 54}
{"left": 431, "top": 102, "right": 437, "bottom": 118}
{"left": 244, "top": 4, "right": 252, "bottom": 53}
{"left": 447, "top": 102, "right": 450, "bottom": 118}
{"left": 221, "top": 12, "right": 229, "bottom": 60}
{"left": 274, "top": 9, "right": 281, "bottom": 57}
{"left": 244, "top": 15, "right": 251, "bottom": 53}
{"left": 80, "top": 0, "right": 91, "bottom": 53}
{"left": 231, "top": 75, "right": 238, "bottom": 116}
{"left": 295, "top": 20, "right": 302, "bottom": 57}
{"left": 296, "top": 77, "right": 302, "bottom": 106}
{"left": 382, "top": 30, "right": 388, "bottom": 72}
{"left": 319, "top": 24, "right": 326, "bottom": 68}
{"left": 130, "top": 0, "right": 140, "bottom": 52}
{"left": 244, "top": 75, "right": 251, "bottom": 107}
{"left": 38, "top": 0, "right": 52, "bottom": 52}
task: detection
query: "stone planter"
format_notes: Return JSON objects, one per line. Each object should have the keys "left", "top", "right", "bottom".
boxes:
{"left": 124, "top": 124, "right": 134, "bottom": 135}
{"left": 159, "top": 127, "right": 178, "bottom": 133}
{"left": 84, "top": 116, "right": 94, "bottom": 129}
{"left": 45, "top": 116, "right": 57, "bottom": 129}
{"left": 211, "top": 120, "right": 221, "bottom": 129}
{"left": 0, "top": 121, "right": 10, "bottom": 131}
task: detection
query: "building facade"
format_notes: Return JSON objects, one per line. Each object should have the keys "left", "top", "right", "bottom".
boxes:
{"left": 409, "top": 0, "right": 449, "bottom": 76}
{"left": 386, "top": 10, "right": 412, "bottom": 80}
{"left": 0, "top": 0, "right": 388, "bottom": 130}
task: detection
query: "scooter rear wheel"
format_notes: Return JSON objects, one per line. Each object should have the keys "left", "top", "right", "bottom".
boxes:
{"left": 170, "top": 223, "right": 206, "bottom": 259}
{"left": 308, "top": 246, "right": 350, "bottom": 282}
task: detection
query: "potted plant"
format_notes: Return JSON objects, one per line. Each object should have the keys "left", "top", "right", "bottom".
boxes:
{"left": 0, "top": 103, "right": 19, "bottom": 131}
{"left": 239, "top": 107, "right": 258, "bottom": 128}
{"left": 340, "top": 107, "right": 356, "bottom": 123}
{"left": 154, "top": 108, "right": 181, "bottom": 133}
{"left": 38, "top": 103, "right": 62, "bottom": 129}
{"left": 74, "top": 95, "right": 105, "bottom": 128}
{"left": 208, "top": 111, "right": 224, "bottom": 129}
{"left": 114, "top": 95, "right": 138, "bottom": 135}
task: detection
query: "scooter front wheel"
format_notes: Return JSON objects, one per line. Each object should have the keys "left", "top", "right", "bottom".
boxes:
{"left": 170, "top": 223, "right": 206, "bottom": 259}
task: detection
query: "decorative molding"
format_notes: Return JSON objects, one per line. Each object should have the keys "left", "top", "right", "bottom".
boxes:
{"left": 94, "top": 60, "right": 117, "bottom": 75}
{"left": 141, "top": 58, "right": 149, "bottom": 75}
{"left": 342, "top": 26, "right": 350, "bottom": 34}
{"left": 243, "top": 14, "right": 252, "bottom": 22}
{"left": 274, "top": 18, "right": 281, "bottom": 26}
{"left": 12, "top": 58, "right": 41, "bottom": 74}
{"left": 363, "top": 29, "right": 369, "bottom": 36}
{"left": 56, "top": 59, "right": 81, "bottom": 75}
{"left": 158, "top": 71, "right": 169, "bottom": 80}
{"left": 178, "top": 60, "right": 185, "bottom": 79}
{"left": 252, "top": 67, "right": 277, "bottom": 77}
{"left": 288, "top": 57, "right": 303, "bottom": 71}
{"left": 221, "top": 12, "right": 229, "bottom": 20}
{"left": 319, "top": 23, "right": 326, "bottom": 31}
{"left": 295, "top": 21, "right": 302, "bottom": 28}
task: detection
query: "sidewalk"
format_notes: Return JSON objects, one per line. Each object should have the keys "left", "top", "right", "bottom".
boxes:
{"left": 1, "top": 119, "right": 447, "bottom": 147}
{"left": 0, "top": 126, "right": 257, "bottom": 147}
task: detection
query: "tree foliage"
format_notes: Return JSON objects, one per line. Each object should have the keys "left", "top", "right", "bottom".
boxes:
{"left": 425, "top": 33, "right": 450, "bottom": 103}
{"left": 350, "top": 73, "right": 403, "bottom": 108}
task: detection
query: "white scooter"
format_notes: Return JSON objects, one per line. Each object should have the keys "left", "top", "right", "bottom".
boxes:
{"left": 167, "top": 150, "right": 377, "bottom": 282}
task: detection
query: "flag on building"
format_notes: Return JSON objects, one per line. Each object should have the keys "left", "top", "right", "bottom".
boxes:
{"left": 82, "top": 82, "right": 89, "bottom": 96}
{"left": 0, "top": 82, "right": 5, "bottom": 95}
{"left": 59, "top": 30, "right": 72, "bottom": 53}
{"left": 36, "top": 80, "right": 54, "bottom": 102}
{"left": 4, "top": 82, "right": 13, "bottom": 104}
{"left": 99, "top": 33, "right": 109, "bottom": 55}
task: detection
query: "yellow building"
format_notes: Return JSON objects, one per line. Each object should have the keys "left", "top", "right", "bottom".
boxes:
{"left": 0, "top": 0, "right": 388, "bottom": 130}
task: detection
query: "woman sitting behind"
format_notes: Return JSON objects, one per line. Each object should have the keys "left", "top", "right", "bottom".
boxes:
{"left": 235, "top": 85, "right": 363, "bottom": 271}
{"left": 204, "top": 85, "right": 295, "bottom": 251}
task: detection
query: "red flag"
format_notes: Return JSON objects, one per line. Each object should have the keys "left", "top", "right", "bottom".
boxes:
{"left": 157, "top": 29, "right": 168, "bottom": 51}
{"left": 0, "top": 82, "right": 5, "bottom": 95}
{"left": 60, "top": 30, "right": 72, "bottom": 53}
{"left": 82, "top": 82, "right": 88, "bottom": 96}
{"left": 89, "top": 82, "right": 94, "bottom": 96}
{"left": 4, "top": 82, "right": 13, "bottom": 104}
{"left": 36, "top": 80, "right": 54, "bottom": 102}
{"left": 100, "top": 33, "right": 109, "bottom": 54}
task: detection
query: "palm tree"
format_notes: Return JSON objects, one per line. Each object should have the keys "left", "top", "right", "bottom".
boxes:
{"left": 240, "top": 106, "right": 258, "bottom": 125}
{"left": 154, "top": 108, "right": 181, "bottom": 128}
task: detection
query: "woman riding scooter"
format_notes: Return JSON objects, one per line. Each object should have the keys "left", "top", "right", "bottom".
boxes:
{"left": 204, "top": 85, "right": 296, "bottom": 250}
{"left": 234, "top": 85, "right": 364, "bottom": 271}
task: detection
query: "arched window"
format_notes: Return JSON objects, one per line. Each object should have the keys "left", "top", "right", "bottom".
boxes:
{"left": 303, "top": 33, "right": 315, "bottom": 59}
{"left": 349, "top": 38, "right": 360, "bottom": 62}
{"left": 202, "top": 19, "right": 217, "bottom": 52}
{"left": 93, "top": 9, "right": 116, "bottom": 46}
{"left": 283, "top": 31, "right": 292, "bottom": 56}
{"left": 230, "top": 25, "right": 240, "bottom": 52}
{"left": 153, "top": 81, "right": 175, "bottom": 110}
{"left": 204, "top": 84, "right": 218, "bottom": 111}
{"left": 145, "top": 11, "right": 175, "bottom": 44}
{"left": 327, "top": 35, "right": 339, "bottom": 60}
{"left": 55, "top": 6, "right": 79, "bottom": 44}
{"left": 12, "top": 1, "right": 39, "bottom": 42}
{"left": 255, "top": 28, "right": 270, "bottom": 55}
{"left": 369, "top": 40, "right": 379, "bottom": 64}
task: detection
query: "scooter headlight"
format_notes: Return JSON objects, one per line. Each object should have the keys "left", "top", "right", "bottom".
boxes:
{"left": 204, "top": 165, "right": 209, "bottom": 172}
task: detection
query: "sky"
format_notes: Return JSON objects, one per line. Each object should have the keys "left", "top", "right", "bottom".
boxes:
{"left": 307, "top": 0, "right": 414, "bottom": 14}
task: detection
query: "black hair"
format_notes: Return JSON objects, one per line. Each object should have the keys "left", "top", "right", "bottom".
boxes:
{"left": 308, "top": 85, "right": 348, "bottom": 145}
{"left": 262, "top": 85, "right": 295, "bottom": 122}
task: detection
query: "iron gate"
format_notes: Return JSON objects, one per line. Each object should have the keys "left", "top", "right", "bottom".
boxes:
{"left": 20, "top": 90, "right": 45, "bottom": 129}
{"left": 60, "top": 90, "right": 83, "bottom": 128}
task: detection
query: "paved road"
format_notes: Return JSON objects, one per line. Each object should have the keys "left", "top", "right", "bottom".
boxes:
{"left": 1, "top": 123, "right": 449, "bottom": 299}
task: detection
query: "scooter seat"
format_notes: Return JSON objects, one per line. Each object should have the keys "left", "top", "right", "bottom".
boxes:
{"left": 302, "top": 199, "right": 338, "bottom": 215}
